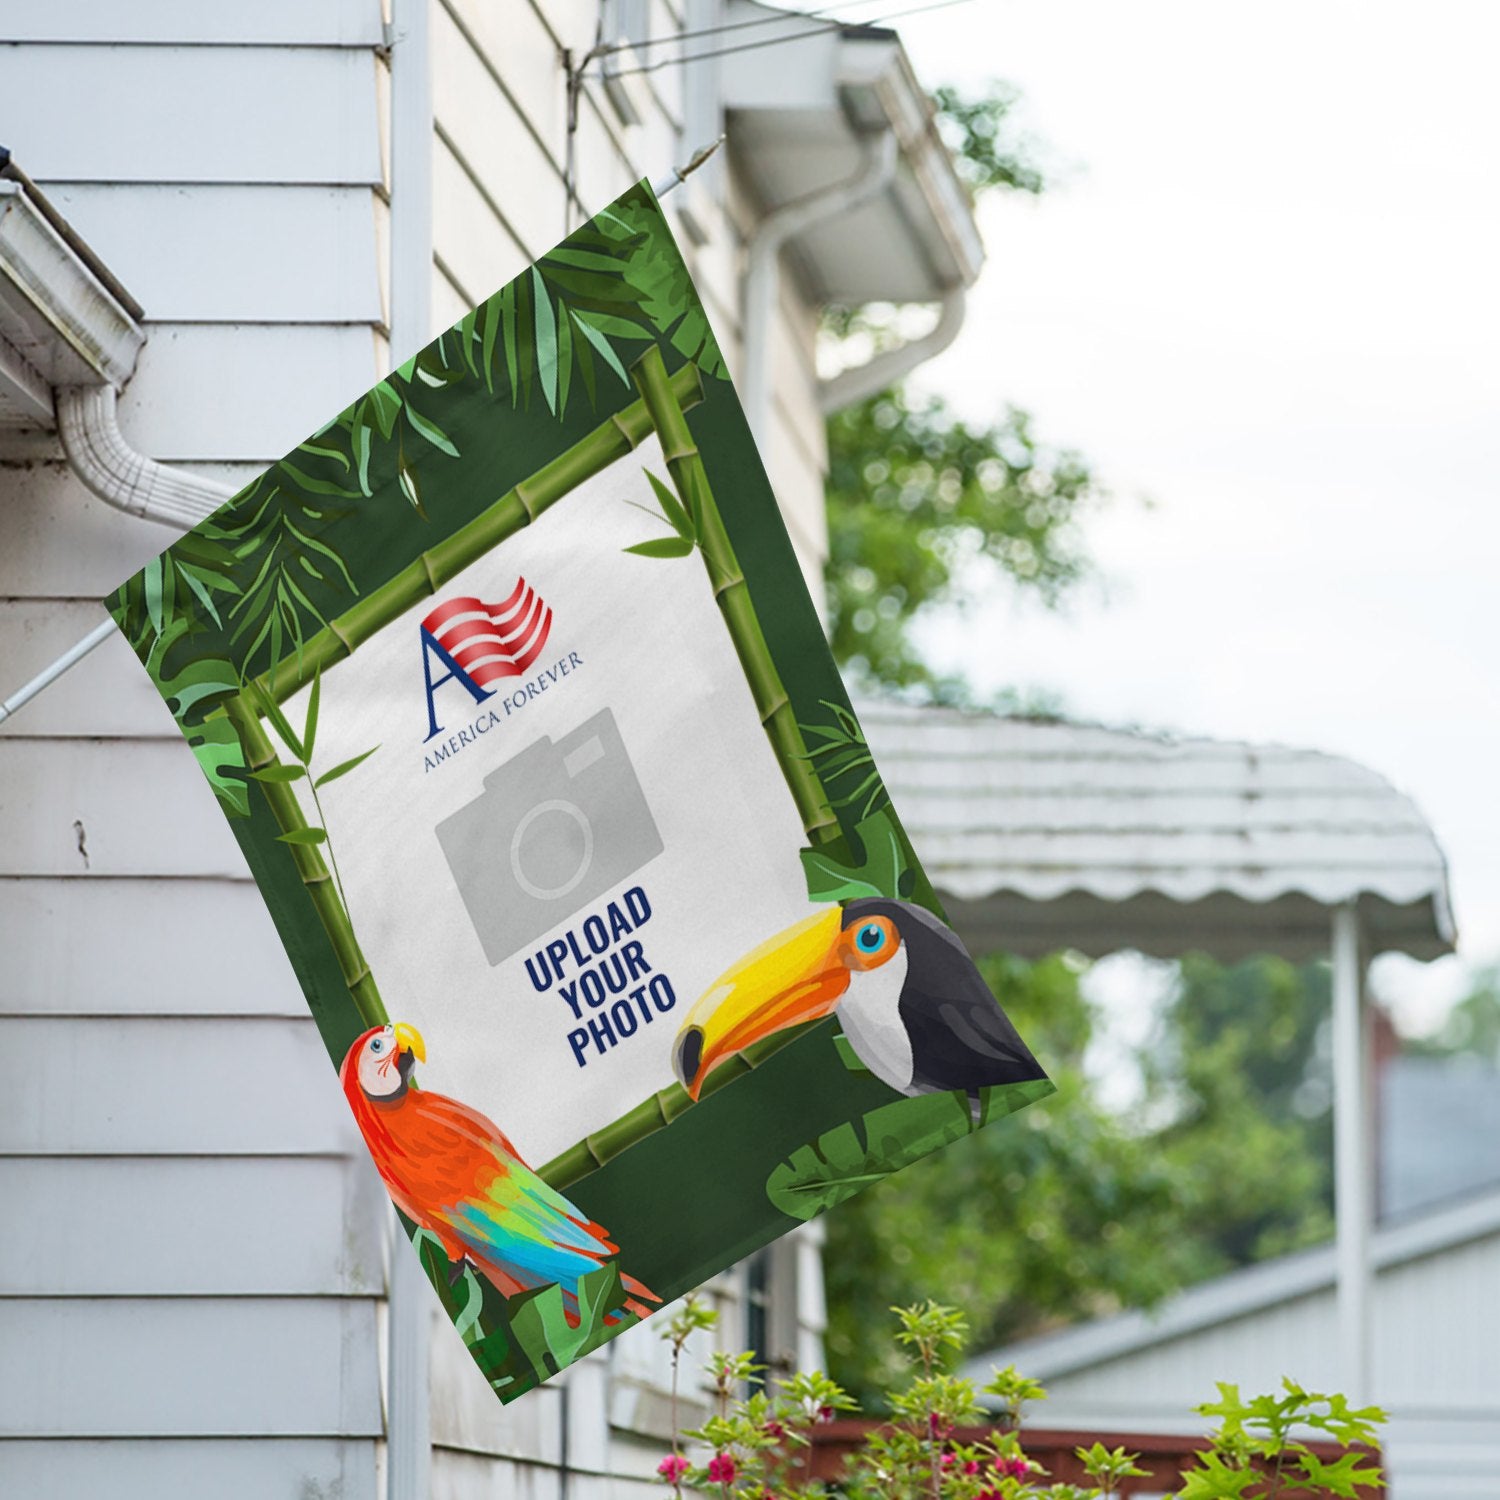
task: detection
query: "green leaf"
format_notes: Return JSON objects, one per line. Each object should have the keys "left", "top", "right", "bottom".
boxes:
{"left": 249, "top": 680, "right": 305, "bottom": 762}
{"left": 765, "top": 1081, "right": 1052, "bottom": 1221}
{"left": 555, "top": 291, "right": 573, "bottom": 416}
{"left": 397, "top": 446, "right": 427, "bottom": 518}
{"left": 353, "top": 419, "right": 373, "bottom": 497}
{"left": 453, "top": 1270, "right": 485, "bottom": 1346}
{"left": 144, "top": 556, "right": 165, "bottom": 637}
{"left": 303, "top": 668, "right": 321, "bottom": 763}
{"left": 766, "top": 1092, "right": 974, "bottom": 1221}
{"left": 187, "top": 718, "right": 250, "bottom": 818}
{"left": 624, "top": 536, "right": 694, "bottom": 559}
{"left": 645, "top": 468, "right": 695, "bottom": 541}
{"left": 833, "top": 1033, "right": 871, "bottom": 1075}
{"left": 279, "top": 461, "right": 359, "bottom": 499}
{"left": 570, "top": 310, "right": 629, "bottom": 386}
{"left": 314, "top": 744, "right": 380, "bottom": 788}
{"left": 798, "top": 807, "right": 908, "bottom": 903}
{"left": 1294, "top": 1450, "right": 1385, "bottom": 1497}
{"left": 250, "top": 764, "right": 308, "bottom": 783}
{"left": 369, "top": 380, "right": 402, "bottom": 439}
{"left": 532, "top": 267, "right": 558, "bottom": 414}
{"left": 403, "top": 401, "right": 460, "bottom": 458}
{"left": 276, "top": 826, "right": 328, "bottom": 846}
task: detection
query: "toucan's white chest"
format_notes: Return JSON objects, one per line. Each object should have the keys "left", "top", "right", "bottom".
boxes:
{"left": 838, "top": 949, "right": 913, "bottom": 1093}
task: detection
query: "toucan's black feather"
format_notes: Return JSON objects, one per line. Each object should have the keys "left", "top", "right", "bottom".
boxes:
{"left": 841, "top": 899, "right": 1047, "bottom": 1097}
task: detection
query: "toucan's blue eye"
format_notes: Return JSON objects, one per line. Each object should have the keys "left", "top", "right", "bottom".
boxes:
{"left": 370, "top": 1037, "right": 385, "bottom": 1054}
{"left": 856, "top": 923, "right": 886, "bottom": 953}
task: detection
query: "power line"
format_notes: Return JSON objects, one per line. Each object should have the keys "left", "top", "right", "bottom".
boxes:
{"left": 591, "top": 0, "right": 902, "bottom": 61}
{"left": 598, "top": 0, "right": 974, "bottom": 79}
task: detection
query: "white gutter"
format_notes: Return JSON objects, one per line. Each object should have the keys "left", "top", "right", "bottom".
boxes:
{"left": 741, "top": 126, "right": 898, "bottom": 447}
{"left": 55, "top": 384, "right": 233, "bottom": 527}
{"left": 817, "top": 283, "right": 966, "bottom": 413}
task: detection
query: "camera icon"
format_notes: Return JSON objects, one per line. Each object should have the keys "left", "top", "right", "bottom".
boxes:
{"left": 435, "top": 708, "right": 664, "bottom": 965}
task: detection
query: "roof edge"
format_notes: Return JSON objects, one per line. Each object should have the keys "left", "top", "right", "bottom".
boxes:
{"left": 965, "top": 1185, "right": 1500, "bottom": 1387}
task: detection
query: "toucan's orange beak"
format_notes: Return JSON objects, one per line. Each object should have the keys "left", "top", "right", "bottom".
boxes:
{"left": 673, "top": 908, "right": 848, "bottom": 1100}
{"left": 393, "top": 1022, "right": 427, "bottom": 1063}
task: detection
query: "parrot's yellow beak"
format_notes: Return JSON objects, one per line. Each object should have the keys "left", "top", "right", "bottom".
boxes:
{"left": 673, "top": 907, "right": 848, "bottom": 1100}
{"left": 394, "top": 1022, "right": 427, "bottom": 1063}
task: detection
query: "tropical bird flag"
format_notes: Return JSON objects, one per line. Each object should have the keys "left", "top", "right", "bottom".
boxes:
{"left": 107, "top": 180, "right": 1055, "bottom": 1401}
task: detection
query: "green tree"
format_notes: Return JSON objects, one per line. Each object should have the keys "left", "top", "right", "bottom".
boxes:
{"left": 823, "top": 953, "right": 1337, "bottom": 1404}
{"left": 822, "top": 81, "right": 1101, "bottom": 697}
{"left": 1405, "top": 964, "right": 1500, "bottom": 1063}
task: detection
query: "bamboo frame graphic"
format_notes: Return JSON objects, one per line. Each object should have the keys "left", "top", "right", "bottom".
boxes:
{"left": 228, "top": 351, "right": 847, "bottom": 1189}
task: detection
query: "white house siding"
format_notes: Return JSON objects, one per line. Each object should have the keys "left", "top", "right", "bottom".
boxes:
{"left": 0, "top": 4, "right": 393, "bottom": 1495}
{"left": 2, "top": 1, "right": 839, "bottom": 1495}
{"left": 428, "top": 0, "right": 833, "bottom": 608}
{"left": 995, "top": 1215, "right": 1500, "bottom": 1500}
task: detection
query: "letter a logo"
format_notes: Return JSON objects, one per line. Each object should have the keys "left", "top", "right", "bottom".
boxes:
{"left": 419, "top": 578, "right": 553, "bottom": 740}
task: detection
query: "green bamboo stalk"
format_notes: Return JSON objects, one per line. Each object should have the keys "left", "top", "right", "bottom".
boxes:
{"left": 225, "top": 694, "right": 389, "bottom": 1031}
{"left": 628, "top": 346, "right": 841, "bottom": 848}
{"left": 538, "top": 352, "right": 848, "bottom": 1191}
{"left": 243, "top": 359, "right": 707, "bottom": 708}
{"left": 538, "top": 1022, "right": 822, "bottom": 1190}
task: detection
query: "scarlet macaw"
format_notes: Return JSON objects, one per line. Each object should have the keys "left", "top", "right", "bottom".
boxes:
{"left": 341, "top": 1022, "right": 659, "bottom": 1324}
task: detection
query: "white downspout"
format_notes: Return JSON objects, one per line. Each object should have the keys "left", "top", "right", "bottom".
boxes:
{"left": 384, "top": 1, "right": 434, "bottom": 1498}
{"left": 817, "top": 283, "right": 967, "bottom": 414}
{"left": 741, "top": 127, "right": 897, "bottom": 448}
{"left": 55, "top": 383, "right": 234, "bottom": 526}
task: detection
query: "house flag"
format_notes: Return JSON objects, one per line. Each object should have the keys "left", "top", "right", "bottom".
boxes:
{"left": 107, "top": 181, "right": 1055, "bottom": 1402}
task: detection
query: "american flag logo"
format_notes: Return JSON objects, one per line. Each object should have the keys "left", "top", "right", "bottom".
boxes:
{"left": 420, "top": 578, "right": 553, "bottom": 687}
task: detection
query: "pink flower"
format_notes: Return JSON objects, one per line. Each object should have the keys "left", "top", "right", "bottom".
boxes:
{"left": 928, "top": 1412, "right": 952, "bottom": 1439}
{"left": 816, "top": 1405, "right": 836, "bottom": 1424}
{"left": 707, "top": 1453, "right": 737, "bottom": 1485}
{"left": 763, "top": 1418, "right": 787, "bottom": 1439}
{"left": 657, "top": 1454, "right": 690, "bottom": 1482}
{"left": 941, "top": 1452, "right": 956, "bottom": 1470}
{"left": 999, "top": 1456, "right": 1031, "bottom": 1479}
{"left": 963, "top": 1460, "right": 982, "bottom": 1475}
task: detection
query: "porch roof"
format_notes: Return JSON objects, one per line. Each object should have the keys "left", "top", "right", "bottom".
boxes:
{"left": 861, "top": 700, "right": 1455, "bottom": 963}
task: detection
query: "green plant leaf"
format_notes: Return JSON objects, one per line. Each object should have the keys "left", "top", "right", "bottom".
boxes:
{"left": 249, "top": 680, "right": 305, "bottom": 762}
{"left": 303, "top": 668, "right": 321, "bottom": 763}
{"left": 532, "top": 266, "right": 558, "bottom": 414}
{"left": 404, "top": 401, "right": 460, "bottom": 458}
{"left": 570, "top": 309, "right": 629, "bottom": 386}
{"left": 765, "top": 1082, "right": 1052, "bottom": 1221}
{"left": 798, "top": 807, "right": 909, "bottom": 902}
{"left": 250, "top": 764, "right": 307, "bottom": 783}
{"left": 188, "top": 718, "right": 250, "bottom": 818}
{"left": 397, "top": 446, "right": 427, "bottom": 518}
{"left": 645, "top": 468, "right": 696, "bottom": 541}
{"left": 314, "top": 745, "right": 380, "bottom": 788}
{"left": 276, "top": 826, "right": 328, "bottom": 846}
{"left": 624, "top": 537, "right": 695, "bottom": 559}
{"left": 454, "top": 1270, "right": 486, "bottom": 1346}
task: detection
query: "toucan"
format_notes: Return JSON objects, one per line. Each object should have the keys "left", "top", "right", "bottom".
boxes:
{"left": 671, "top": 898, "right": 1046, "bottom": 1120}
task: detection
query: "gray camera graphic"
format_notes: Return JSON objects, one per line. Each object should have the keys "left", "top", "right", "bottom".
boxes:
{"left": 435, "top": 708, "right": 664, "bottom": 965}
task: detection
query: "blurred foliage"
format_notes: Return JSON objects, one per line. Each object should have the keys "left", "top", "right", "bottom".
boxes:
{"left": 824, "top": 953, "right": 1337, "bottom": 1404}
{"left": 932, "top": 82, "right": 1048, "bottom": 198}
{"left": 823, "top": 80, "right": 1100, "bottom": 699}
{"left": 1405, "top": 964, "right": 1500, "bottom": 1064}
{"left": 825, "top": 394, "right": 1096, "bottom": 698}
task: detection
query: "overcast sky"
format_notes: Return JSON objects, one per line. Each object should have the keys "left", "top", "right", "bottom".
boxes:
{"left": 874, "top": 0, "right": 1500, "bottom": 1032}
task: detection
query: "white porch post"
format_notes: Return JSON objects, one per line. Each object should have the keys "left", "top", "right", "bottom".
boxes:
{"left": 1330, "top": 900, "right": 1373, "bottom": 1402}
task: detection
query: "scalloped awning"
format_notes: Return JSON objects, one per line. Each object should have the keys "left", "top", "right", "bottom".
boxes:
{"left": 860, "top": 701, "right": 1455, "bottom": 962}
